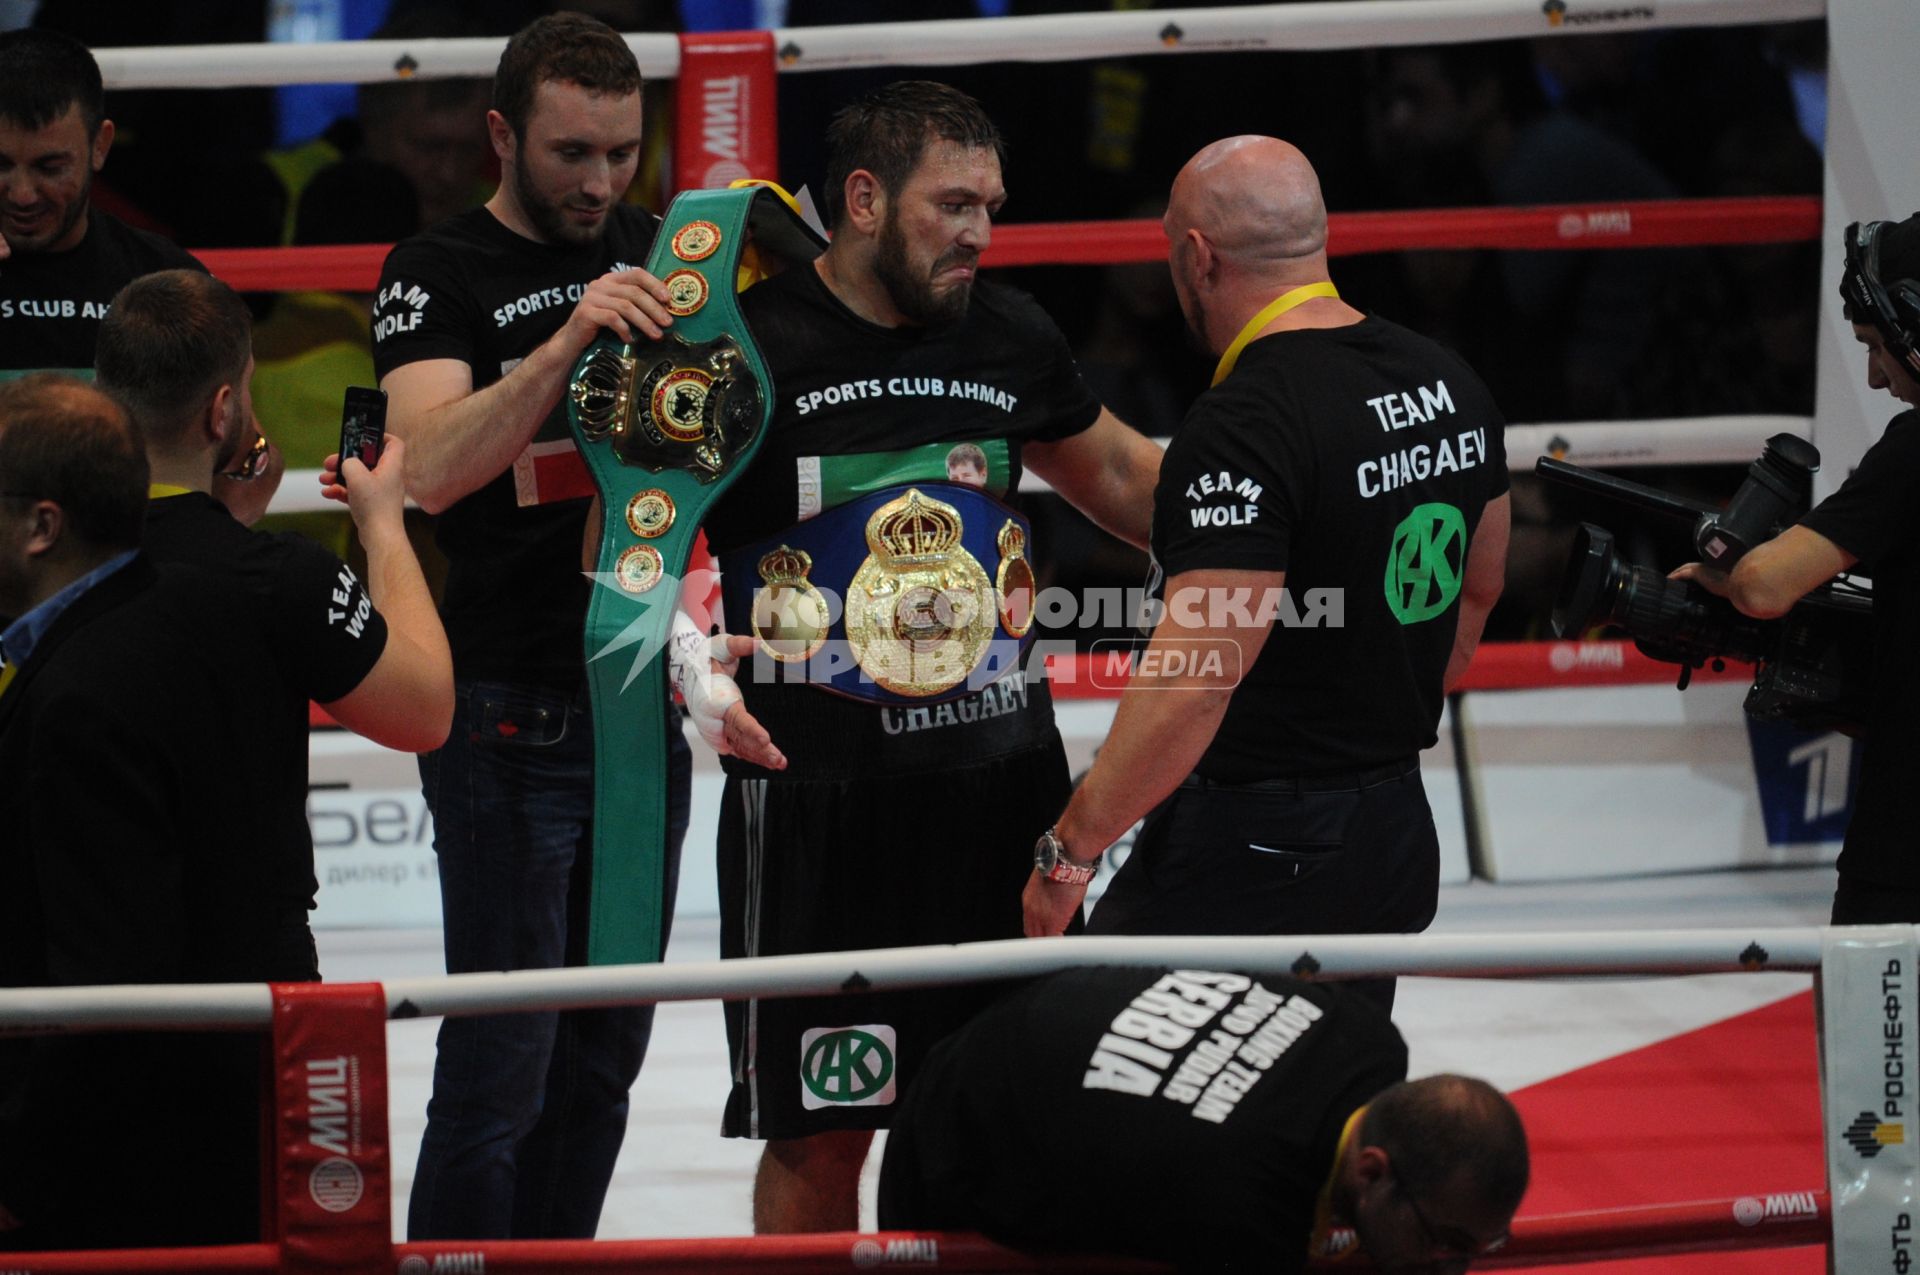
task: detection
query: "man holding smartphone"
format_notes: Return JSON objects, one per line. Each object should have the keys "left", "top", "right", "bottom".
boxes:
{"left": 93, "top": 269, "right": 456, "bottom": 979}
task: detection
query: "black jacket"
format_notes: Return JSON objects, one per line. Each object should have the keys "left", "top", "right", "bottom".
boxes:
{"left": 0, "top": 556, "right": 306, "bottom": 1249}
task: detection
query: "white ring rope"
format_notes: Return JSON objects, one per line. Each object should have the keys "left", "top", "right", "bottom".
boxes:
{"left": 265, "top": 414, "right": 1806, "bottom": 514}
{"left": 1500, "top": 414, "right": 1810, "bottom": 470}
{"left": 92, "top": 0, "right": 1826, "bottom": 91}
{"left": 0, "top": 927, "right": 1821, "bottom": 1036}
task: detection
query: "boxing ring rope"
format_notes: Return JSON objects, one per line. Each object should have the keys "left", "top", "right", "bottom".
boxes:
{"left": 0, "top": 1201, "right": 1835, "bottom": 1274}
{"left": 0, "top": 929, "right": 1827, "bottom": 1032}
{"left": 0, "top": 929, "right": 1851, "bottom": 1270}
{"left": 90, "top": 0, "right": 1827, "bottom": 90}
{"left": 189, "top": 195, "right": 1823, "bottom": 290}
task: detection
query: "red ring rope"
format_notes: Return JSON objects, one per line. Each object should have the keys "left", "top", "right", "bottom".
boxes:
{"left": 9, "top": 1194, "right": 1828, "bottom": 1271}
{"left": 198, "top": 196, "right": 1819, "bottom": 292}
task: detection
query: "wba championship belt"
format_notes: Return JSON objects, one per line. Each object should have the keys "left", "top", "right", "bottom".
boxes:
{"left": 719, "top": 482, "right": 1040, "bottom": 706}
{"left": 569, "top": 185, "right": 824, "bottom": 967}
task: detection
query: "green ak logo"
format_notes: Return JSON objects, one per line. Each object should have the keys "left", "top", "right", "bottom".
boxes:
{"left": 800, "top": 1025, "right": 897, "bottom": 1109}
{"left": 1384, "top": 502, "right": 1466, "bottom": 624}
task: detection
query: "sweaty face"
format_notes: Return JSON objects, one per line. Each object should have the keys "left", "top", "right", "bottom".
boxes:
{"left": 508, "top": 80, "right": 642, "bottom": 247}
{"left": 872, "top": 140, "right": 1003, "bottom": 327}
{"left": 1853, "top": 322, "right": 1920, "bottom": 407}
{"left": 0, "top": 103, "right": 106, "bottom": 254}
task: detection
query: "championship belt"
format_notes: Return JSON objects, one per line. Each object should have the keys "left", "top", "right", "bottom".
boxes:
{"left": 719, "top": 481, "right": 1039, "bottom": 706}
{"left": 569, "top": 185, "right": 824, "bottom": 967}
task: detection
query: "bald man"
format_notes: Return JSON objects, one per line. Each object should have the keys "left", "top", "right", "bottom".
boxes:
{"left": 1023, "top": 138, "right": 1512, "bottom": 1011}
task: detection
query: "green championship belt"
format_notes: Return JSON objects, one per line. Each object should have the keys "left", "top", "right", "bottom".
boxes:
{"left": 568, "top": 185, "right": 824, "bottom": 967}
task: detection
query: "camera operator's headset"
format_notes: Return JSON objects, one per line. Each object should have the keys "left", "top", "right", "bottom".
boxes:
{"left": 1842, "top": 216, "right": 1920, "bottom": 380}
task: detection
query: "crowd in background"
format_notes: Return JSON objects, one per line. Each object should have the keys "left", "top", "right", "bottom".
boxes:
{"left": 4, "top": 0, "right": 1831, "bottom": 637}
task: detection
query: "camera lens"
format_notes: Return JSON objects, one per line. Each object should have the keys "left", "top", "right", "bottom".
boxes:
{"left": 1553, "top": 521, "right": 1772, "bottom": 665}
{"left": 1551, "top": 524, "right": 1618, "bottom": 638}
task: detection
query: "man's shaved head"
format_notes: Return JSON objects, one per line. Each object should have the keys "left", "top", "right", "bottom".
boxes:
{"left": 1167, "top": 135, "right": 1328, "bottom": 267}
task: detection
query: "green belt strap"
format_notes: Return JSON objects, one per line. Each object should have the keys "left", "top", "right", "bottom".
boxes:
{"left": 569, "top": 185, "right": 825, "bottom": 967}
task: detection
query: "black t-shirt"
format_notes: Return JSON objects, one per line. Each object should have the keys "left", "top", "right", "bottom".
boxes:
{"left": 880, "top": 966, "right": 1407, "bottom": 1272}
{"left": 144, "top": 492, "right": 388, "bottom": 908}
{"left": 702, "top": 263, "right": 1101, "bottom": 778}
{"left": 370, "top": 205, "right": 659, "bottom": 687}
{"left": 1800, "top": 410, "right": 1920, "bottom": 887}
{"left": 1152, "top": 318, "right": 1509, "bottom": 780}
{"left": 0, "top": 209, "right": 202, "bottom": 372}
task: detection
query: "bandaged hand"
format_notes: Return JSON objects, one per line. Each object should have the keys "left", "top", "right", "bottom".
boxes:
{"left": 667, "top": 611, "right": 786, "bottom": 770}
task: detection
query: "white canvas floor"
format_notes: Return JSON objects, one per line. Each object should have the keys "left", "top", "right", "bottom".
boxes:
{"left": 315, "top": 863, "right": 1835, "bottom": 1240}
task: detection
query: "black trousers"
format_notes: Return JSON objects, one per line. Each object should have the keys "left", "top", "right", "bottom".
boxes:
{"left": 1086, "top": 760, "right": 1440, "bottom": 1014}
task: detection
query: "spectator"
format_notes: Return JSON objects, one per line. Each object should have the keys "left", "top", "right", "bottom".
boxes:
{"left": 267, "top": 10, "right": 492, "bottom": 243}
{"left": 0, "top": 29, "right": 201, "bottom": 374}
{"left": 93, "top": 269, "right": 452, "bottom": 1008}
{"left": 0, "top": 375, "right": 292, "bottom": 1248}
{"left": 95, "top": 268, "right": 453, "bottom": 762}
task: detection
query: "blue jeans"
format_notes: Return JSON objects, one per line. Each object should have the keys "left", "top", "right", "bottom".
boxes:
{"left": 408, "top": 680, "right": 691, "bottom": 1240}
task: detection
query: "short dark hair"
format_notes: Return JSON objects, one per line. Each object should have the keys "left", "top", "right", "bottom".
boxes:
{"left": 95, "top": 271, "right": 254, "bottom": 450}
{"left": 1363, "top": 1075, "right": 1530, "bottom": 1219}
{"left": 0, "top": 374, "right": 148, "bottom": 551}
{"left": 823, "top": 81, "right": 1005, "bottom": 230}
{"left": 0, "top": 27, "right": 105, "bottom": 136}
{"left": 492, "top": 12, "right": 642, "bottom": 141}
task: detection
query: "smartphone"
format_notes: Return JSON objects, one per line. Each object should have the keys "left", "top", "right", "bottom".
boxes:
{"left": 338, "top": 386, "right": 388, "bottom": 481}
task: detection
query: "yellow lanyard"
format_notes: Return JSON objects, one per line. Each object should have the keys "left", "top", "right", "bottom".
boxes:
{"left": 149, "top": 484, "right": 193, "bottom": 499}
{"left": 1211, "top": 281, "right": 1341, "bottom": 387}
{"left": 1307, "top": 1104, "right": 1368, "bottom": 1261}
{"left": 0, "top": 662, "right": 14, "bottom": 702}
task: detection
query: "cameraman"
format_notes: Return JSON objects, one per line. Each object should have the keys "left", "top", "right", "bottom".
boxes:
{"left": 1673, "top": 213, "right": 1920, "bottom": 924}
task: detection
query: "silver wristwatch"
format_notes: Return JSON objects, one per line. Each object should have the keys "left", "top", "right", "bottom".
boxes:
{"left": 1034, "top": 826, "right": 1100, "bottom": 886}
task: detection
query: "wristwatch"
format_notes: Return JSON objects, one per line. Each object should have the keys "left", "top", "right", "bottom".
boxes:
{"left": 1034, "top": 826, "right": 1101, "bottom": 886}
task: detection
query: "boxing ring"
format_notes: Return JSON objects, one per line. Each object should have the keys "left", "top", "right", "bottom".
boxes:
{"left": 17, "top": 0, "right": 1910, "bottom": 1266}
{"left": 0, "top": 927, "right": 1896, "bottom": 1271}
